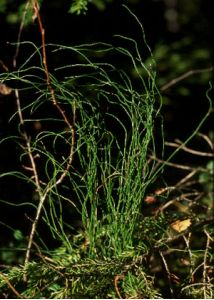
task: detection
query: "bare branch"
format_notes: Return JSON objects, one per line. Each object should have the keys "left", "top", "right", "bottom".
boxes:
{"left": 149, "top": 154, "right": 207, "bottom": 172}
{"left": 165, "top": 139, "right": 214, "bottom": 157}
{"left": 160, "top": 67, "right": 214, "bottom": 92}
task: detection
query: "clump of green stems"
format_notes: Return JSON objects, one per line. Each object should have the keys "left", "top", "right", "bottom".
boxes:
{"left": 0, "top": 14, "right": 213, "bottom": 299}
{"left": 68, "top": 41, "right": 160, "bottom": 258}
{"left": 0, "top": 28, "right": 212, "bottom": 264}
{"left": 0, "top": 25, "right": 163, "bottom": 259}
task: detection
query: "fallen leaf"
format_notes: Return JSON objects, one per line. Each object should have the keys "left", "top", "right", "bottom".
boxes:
{"left": 0, "top": 83, "right": 12, "bottom": 95}
{"left": 170, "top": 219, "right": 191, "bottom": 233}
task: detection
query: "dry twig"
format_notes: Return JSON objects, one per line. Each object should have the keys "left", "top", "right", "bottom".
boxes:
{"left": 11, "top": 0, "right": 76, "bottom": 272}
{"left": 160, "top": 67, "right": 214, "bottom": 92}
{"left": 159, "top": 251, "right": 174, "bottom": 298}
{"left": 165, "top": 139, "right": 214, "bottom": 157}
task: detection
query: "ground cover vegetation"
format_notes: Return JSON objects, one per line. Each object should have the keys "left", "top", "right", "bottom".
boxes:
{"left": 0, "top": 0, "right": 213, "bottom": 298}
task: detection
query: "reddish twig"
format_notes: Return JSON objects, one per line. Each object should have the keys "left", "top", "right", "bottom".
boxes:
{"left": 24, "top": 0, "right": 76, "bottom": 270}
{"left": 10, "top": 0, "right": 76, "bottom": 273}
{"left": 31, "top": 0, "right": 75, "bottom": 182}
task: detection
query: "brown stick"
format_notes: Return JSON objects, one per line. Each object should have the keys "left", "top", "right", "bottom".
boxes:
{"left": 160, "top": 67, "right": 214, "bottom": 92}
{"left": 9, "top": 0, "right": 76, "bottom": 271}
{"left": 165, "top": 139, "right": 214, "bottom": 157}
